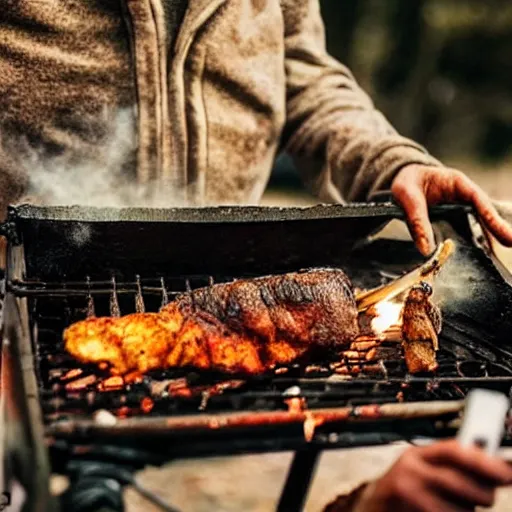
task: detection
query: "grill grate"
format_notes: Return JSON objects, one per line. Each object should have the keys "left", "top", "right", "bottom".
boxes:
{"left": 15, "top": 274, "right": 512, "bottom": 425}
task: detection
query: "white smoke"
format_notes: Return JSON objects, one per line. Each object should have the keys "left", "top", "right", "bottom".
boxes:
{"left": 433, "top": 245, "right": 485, "bottom": 307}
{"left": 14, "top": 107, "right": 190, "bottom": 208}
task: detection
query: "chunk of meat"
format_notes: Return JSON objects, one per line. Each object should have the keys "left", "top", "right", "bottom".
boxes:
{"left": 64, "top": 268, "right": 359, "bottom": 375}
{"left": 401, "top": 281, "right": 442, "bottom": 374}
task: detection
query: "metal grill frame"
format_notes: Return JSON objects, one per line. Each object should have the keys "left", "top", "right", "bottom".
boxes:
{"left": 3, "top": 202, "right": 512, "bottom": 512}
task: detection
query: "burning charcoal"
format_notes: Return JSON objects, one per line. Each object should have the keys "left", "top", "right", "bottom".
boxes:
{"left": 167, "top": 378, "right": 190, "bottom": 397}
{"left": 350, "top": 340, "right": 379, "bottom": 351}
{"left": 305, "top": 365, "right": 330, "bottom": 377}
{"left": 347, "top": 365, "right": 361, "bottom": 375}
{"left": 334, "top": 365, "right": 361, "bottom": 376}
{"left": 97, "top": 376, "right": 124, "bottom": 392}
{"left": 124, "top": 371, "right": 143, "bottom": 385}
{"left": 274, "top": 367, "right": 288, "bottom": 375}
{"left": 334, "top": 365, "right": 350, "bottom": 375}
{"left": 140, "top": 397, "right": 154, "bottom": 414}
{"left": 65, "top": 375, "right": 97, "bottom": 391}
{"left": 342, "top": 350, "right": 362, "bottom": 361}
{"left": 199, "top": 392, "right": 210, "bottom": 411}
{"left": 150, "top": 379, "right": 175, "bottom": 397}
{"left": 116, "top": 406, "right": 131, "bottom": 418}
{"left": 49, "top": 369, "right": 65, "bottom": 381}
{"left": 61, "top": 368, "right": 83, "bottom": 381}
{"left": 366, "top": 348, "right": 378, "bottom": 361}
{"left": 360, "top": 364, "right": 384, "bottom": 376}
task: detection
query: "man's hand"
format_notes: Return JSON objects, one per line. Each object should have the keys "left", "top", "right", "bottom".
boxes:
{"left": 355, "top": 440, "right": 512, "bottom": 512}
{"left": 391, "top": 164, "right": 512, "bottom": 256}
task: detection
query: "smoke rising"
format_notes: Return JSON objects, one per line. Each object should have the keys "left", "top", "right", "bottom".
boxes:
{"left": 432, "top": 244, "right": 485, "bottom": 307}
{"left": 14, "top": 108, "right": 190, "bottom": 209}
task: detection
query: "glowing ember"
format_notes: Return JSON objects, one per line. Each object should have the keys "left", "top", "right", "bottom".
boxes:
{"left": 125, "top": 371, "right": 143, "bottom": 384}
{"left": 97, "top": 376, "right": 124, "bottom": 392}
{"left": 62, "top": 368, "right": 83, "bottom": 381}
{"left": 116, "top": 406, "right": 131, "bottom": 418}
{"left": 371, "top": 301, "right": 403, "bottom": 334}
{"left": 65, "top": 375, "right": 97, "bottom": 391}
{"left": 140, "top": 397, "right": 154, "bottom": 414}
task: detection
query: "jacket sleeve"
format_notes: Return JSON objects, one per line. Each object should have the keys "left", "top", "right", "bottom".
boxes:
{"left": 281, "top": 0, "right": 443, "bottom": 203}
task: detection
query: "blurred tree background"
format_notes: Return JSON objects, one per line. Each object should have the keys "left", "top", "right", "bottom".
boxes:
{"left": 319, "top": 0, "right": 512, "bottom": 164}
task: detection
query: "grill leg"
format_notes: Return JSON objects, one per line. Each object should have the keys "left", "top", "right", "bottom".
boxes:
{"left": 276, "top": 449, "right": 321, "bottom": 512}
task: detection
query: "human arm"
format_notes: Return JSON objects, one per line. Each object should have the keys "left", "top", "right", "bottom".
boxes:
{"left": 323, "top": 440, "right": 512, "bottom": 512}
{"left": 281, "top": 0, "right": 512, "bottom": 255}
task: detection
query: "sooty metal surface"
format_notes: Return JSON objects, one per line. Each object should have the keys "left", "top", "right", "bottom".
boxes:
{"left": 7, "top": 203, "right": 472, "bottom": 280}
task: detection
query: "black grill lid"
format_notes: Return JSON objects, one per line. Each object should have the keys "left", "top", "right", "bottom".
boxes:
{"left": 4, "top": 203, "right": 472, "bottom": 280}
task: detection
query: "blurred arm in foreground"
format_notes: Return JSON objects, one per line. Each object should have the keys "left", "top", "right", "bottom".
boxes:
{"left": 324, "top": 440, "right": 512, "bottom": 512}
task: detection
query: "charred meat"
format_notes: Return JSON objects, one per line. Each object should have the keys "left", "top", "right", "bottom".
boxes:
{"left": 64, "top": 268, "right": 359, "bottom": 375}
{"left": 401, "top": 282, "right": 442, "bottom": 374}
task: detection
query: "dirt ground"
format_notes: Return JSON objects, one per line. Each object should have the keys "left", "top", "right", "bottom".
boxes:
{"left": 57, "top": 163, "right": 512, "bottom": 512}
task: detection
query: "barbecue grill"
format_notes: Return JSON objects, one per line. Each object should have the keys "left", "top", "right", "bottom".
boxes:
{"left": 2, "top": 202, "right": 512, "bottom": 512}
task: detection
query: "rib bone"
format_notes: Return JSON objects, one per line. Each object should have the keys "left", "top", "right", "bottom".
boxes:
{"left": 356, "top": 239, "right": 455, "bottom": 312}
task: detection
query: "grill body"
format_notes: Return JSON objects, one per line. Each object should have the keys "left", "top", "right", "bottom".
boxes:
{"left": 2, "top": 203, "right": 512, "bottom": 512}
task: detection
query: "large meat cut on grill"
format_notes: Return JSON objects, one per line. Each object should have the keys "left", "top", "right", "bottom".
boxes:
{"left": 64, "top": 268, "right": 360, "bottom": 375}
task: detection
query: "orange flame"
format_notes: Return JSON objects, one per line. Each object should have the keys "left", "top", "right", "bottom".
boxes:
{"left": 371, "top": 301, "right": 403, "bottom": 335}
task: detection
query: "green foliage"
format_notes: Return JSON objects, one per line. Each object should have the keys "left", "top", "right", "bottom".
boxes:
{"left": 319, "top": 0, "right": 512, "bottom": 162}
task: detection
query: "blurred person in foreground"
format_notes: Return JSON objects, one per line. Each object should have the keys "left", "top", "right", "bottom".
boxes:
{"left": 325, "top": 440, "right": 512, "bottom": 511}
{"left": 2, "top": 1, "right": 512, "bottom": 510}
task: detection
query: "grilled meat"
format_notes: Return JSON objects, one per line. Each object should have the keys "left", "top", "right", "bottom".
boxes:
{"left": 64, "top": 268, "right": 359, "bottom": 375}
{"left": 401, "top": 282, "right": 442, "bottom": 374}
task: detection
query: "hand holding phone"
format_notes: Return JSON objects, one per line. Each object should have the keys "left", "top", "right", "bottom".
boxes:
{"left": 457, "top": 389, "right": 510, "bottom": 455}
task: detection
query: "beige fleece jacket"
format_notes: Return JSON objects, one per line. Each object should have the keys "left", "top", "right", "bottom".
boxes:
{"left": 0, "top": 0, "right": 443, "bottom": 212}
